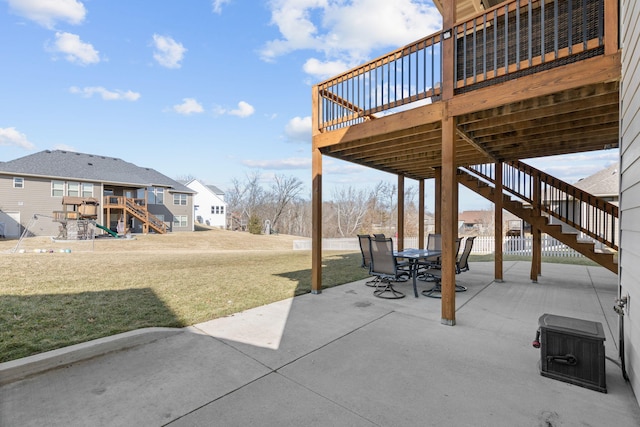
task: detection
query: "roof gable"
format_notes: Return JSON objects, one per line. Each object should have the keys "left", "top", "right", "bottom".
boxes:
{"left": 573, "top": 162, "right": 619, "bottom": 196}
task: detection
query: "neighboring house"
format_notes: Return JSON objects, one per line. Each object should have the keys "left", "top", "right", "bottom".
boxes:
{"left": 573, "top": 162, "right": 619, "bottom": 204}
{"left": 0, "top": 150, "right": 195, "bottom": 237}
{"left": 546, "top": 163, "right": 619, "bottom": 240}
{"left": 184, "top": 179, "right": 227, "bottom": 229}
{"left": 458, "top": 210, "right": 522, "bottom": 236}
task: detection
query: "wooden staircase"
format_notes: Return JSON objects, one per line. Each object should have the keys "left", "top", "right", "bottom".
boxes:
{"left": 458, "top": 161, "right": 618, "bottom": 274}
{"left": 123, "top": 198, "right": 167, "bottom": 234}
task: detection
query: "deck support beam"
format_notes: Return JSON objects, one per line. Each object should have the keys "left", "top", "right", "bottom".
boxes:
{"left": 441, "top": 106, "right": 458, "bottom": 326}
{"left": 419, "top": 179, "right": 425, "bottom": 249}
{"left": 311, "top": 85, "right": 323, "bottom": 294}
{"left": 495, "top": 162, "right": 503, "bottom": 282}
{"left": 311, "top": 147, "right": 323, "bottom": 294}
{"left": 397, "top": 175, "right": 405, "bottom": 251}
{"left": 530, "top": 174, "right": 542, "bottom": 282}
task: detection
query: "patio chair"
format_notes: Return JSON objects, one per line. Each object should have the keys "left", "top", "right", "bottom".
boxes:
{"left": 420, "top": 237, "right": 467, "bottom": 298}
{"left": 456, "top": 236, "right": 476, "bottom": 274}
{"left": 373, "top": 233, "right": 386, "bottom": 240}
{"left": 357, "top": 234, "right": 379, "bottom": 288}
{"left": 369, "top": 237, "right": 406, "bottom": 299}
{"left": 417, "top": 236, "right": 461, "bottom": 278}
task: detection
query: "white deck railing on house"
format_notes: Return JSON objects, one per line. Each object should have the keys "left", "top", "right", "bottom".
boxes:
{"left": 294, "top": 235, "right": 590, "bottom": 258}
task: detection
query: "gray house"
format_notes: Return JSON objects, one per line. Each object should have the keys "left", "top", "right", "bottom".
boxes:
{"left": 0, "top": 150, "right": 195, "bottom": 238}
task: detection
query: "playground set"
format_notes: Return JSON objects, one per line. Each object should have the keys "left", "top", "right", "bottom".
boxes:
{"left": 52, "top": 196, "right": 118, "bottom": 240}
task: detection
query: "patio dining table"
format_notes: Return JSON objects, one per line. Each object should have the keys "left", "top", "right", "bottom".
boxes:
{"left": 394, "top": 248, "right": 441, "bottom": 298}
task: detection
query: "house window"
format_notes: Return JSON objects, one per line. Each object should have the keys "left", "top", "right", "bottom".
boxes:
{"left": 173, "top": 193, "right": 187, "bottom": 206}
{"left": 13, "top": 177, "right": 23, "bottom": 188}
{"left": 147, "top": 187, "right": 164, "bottom": 205}
{"left": 68, "top": 182, "right": 80, "bottom": 197}
{"left": 51, "top": 180, "right": 64, "bottom": 197}
{"left": 147, "top": 187, "right": 156, "bottom": 204}
{"left": 220, "top": 206, "right": 224, "bottom": 215}
{"left": 82, "top": 183, "right": 93, "bottom": 197}
{"left": 173, "top": 215, "right": 187, "bottom": 227}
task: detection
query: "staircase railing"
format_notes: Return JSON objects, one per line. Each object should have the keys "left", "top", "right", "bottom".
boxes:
{"left": 464, "top": 160, "right": 618, "bottom": 250}
{"left": 124, "top": 198, "right": 167, "bottom": 234}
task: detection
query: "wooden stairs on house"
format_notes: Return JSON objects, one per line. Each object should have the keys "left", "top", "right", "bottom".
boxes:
{"left": 103, "top": 196, "right": 167, "bottom": 234}
{"left": 458, "top": 161, "right": 618, "bottom": 274}
{"left": 123, "top": 198, "right": 167, "bottom": 234}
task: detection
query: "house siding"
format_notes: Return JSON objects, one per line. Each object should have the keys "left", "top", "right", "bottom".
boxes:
{"left": 0, "top": 175, "right": 104, "bottom": 237}
{"left": 164, "top": 192, "right": 194, "bottom": 232}
{"left": 620, "top": 0, "right": 640, "bottom": 405}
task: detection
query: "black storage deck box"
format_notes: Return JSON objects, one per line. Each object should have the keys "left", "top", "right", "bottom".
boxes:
{"left": 537, "top": 313, "right": 606, "bottom": 393}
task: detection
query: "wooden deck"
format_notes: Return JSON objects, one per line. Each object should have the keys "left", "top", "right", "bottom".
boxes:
{"left": 310, "top": 0, "right": 621, "bottom": 323}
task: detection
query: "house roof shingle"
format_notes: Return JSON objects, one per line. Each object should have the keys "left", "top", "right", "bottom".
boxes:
{"left": 573, "top": 162, "right": 619, "bottom": 197}
{"left": 0, "top": 150, "right": 193, "bottom": 193}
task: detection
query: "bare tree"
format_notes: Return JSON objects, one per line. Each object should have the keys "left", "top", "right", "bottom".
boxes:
{"left": 268, "top": 175, "right": 304, "bottom": 229}
{"left": 331, "top": 186, "right": 370, "bottom": 237}
{"left": 226, "top": 172, "right": 266, "bottom": 228}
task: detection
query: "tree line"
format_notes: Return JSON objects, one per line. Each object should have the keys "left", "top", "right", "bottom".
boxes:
{"left": 225, "top": 172, "right": 423, "bottom": 238}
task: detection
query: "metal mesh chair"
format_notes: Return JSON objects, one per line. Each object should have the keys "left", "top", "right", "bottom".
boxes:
{"left": 369, "top": 237, "right": 406, "bottom": 299}
{"left": 456, "top": 236, "right": 476, "bottom": 274}
{"left": 420, "top": 237, "right": 468, "bottom": 298}
{"left": 358, "top": 234, "right": 379, "bottom": 287}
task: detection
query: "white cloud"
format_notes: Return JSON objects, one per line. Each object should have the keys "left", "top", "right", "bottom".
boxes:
{"left": 302, "top": 57, "right": 350, "bottom": 80}
{"left": 7, "top": 0, "right": 86, "bottom": 29}
{"left": 229, "top": 101, "right": 255, "bottom": 118}
{"left": 0, "top": 127, "right": 36, "bottom": 150}
{"left": 261, "top": 0, "right": 441, "bottom": 70}
{"left": 212, "top": 0, "right": 232, "bottom": 14}
{"left": 172, "top": 98, "right": 204, "bottom": 115}
{"left": 285, "top": 116, "right": 311, "bottom": 142}
{"left": 152, "top": 34, "right": 186, "bottom": 69}
{"left": 69, "top": 86, "right": 140, "bottom": 101}
{"left": 50, "top": 32, "right": 100, "bottom": 65}
{"left": 53, "top": 143, "right": 76, "bottom": 151}
{"left": 242, "top": 157, "right": 311, "bottom": 170}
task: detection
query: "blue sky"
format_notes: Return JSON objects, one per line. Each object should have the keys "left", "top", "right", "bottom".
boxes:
{"left": 0, "top": 0, "right": 618, "bottom": 212}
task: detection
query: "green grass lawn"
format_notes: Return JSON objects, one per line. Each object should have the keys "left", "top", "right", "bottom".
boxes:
{"left": 0, "top": 241, "right": 369, "bottom": 363}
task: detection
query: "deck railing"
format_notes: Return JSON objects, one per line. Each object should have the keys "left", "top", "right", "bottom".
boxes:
{"left": 316, "top": 32, "right": 443, "bottom": 131}
{"left": 454, "top": 0, "right": 604, "bottom": 91}
{"left": 465, "top": 160, "right": 618, "bottom": 250}
{"left": 315, "top": 0, "right": 608, "bottom": 132}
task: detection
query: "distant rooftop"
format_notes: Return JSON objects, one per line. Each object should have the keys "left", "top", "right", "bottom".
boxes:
{"left": 574, "top": 162, "right": 619, "bottom": 197}
{"left": 0, "top": 150, "right": 193, "bottom": 192}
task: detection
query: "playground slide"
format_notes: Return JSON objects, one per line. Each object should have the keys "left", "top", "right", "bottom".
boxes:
{"left": 95, "top": 223, "right": 119, "bottom": 238}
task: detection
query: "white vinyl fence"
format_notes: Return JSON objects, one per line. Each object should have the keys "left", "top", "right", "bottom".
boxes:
{"left": 293, "top": 235, "right": 589, "bottom": 258}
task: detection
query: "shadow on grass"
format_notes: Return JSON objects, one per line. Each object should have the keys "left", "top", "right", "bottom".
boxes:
{"left": 277, "top": 252, "right": 370, "bottom": 296}
{"left": 0, "top": 288, "right": 181, "bottom": 363}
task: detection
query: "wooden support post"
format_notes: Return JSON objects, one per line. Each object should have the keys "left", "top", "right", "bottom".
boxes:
{"left": 441, "top": 106, "right": 457, "bottom": 326}
{"left": 434, "top": 167, "right": 442, "bottom": 234}
{"left": 530, "top": 174, "right": 541, "bottom": 282}
{"left": 311, "top": 85, "right": 323, "bottom": 294}
{"left": 419, "top": 179, "right": 425, "bottom": 249}
{"left": 441, "top": 1, "right": 456, "bottom": 101}
{"left": 397, "top": 175, "right": 405, "bottom": 251}
{"left": 604, "top": 0, "right": 619, "bottom": 55}
{"left": 311, "top": 147, "right": 323, "bottom": 294}
{"left": 494, "top": 162, "right": 503, "bottom": 282}
{"left": 532, "top": 228, "right": 541, "bottom": 282}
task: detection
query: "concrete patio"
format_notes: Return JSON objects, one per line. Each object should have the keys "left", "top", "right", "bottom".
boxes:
{"left": 1, "top": 261, "right": 639, "bottom": 426}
